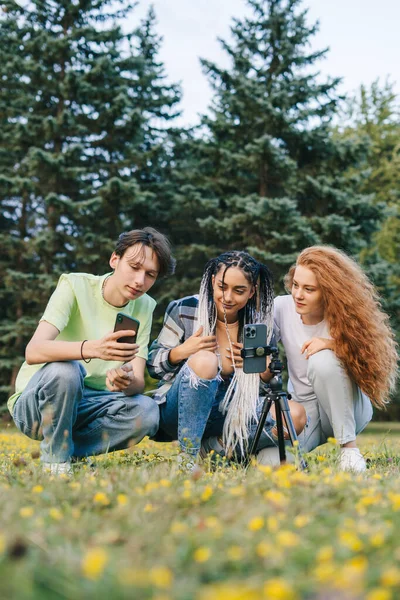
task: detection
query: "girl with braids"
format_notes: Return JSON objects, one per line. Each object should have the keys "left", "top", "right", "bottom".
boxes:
{"left": 260, "top": 245, "right": 398, "bottom": 472}
{"left": 147, "top": 251, "right": 306, "bottom": 464}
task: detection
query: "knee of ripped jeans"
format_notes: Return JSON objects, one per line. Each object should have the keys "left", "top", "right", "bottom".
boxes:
{"left": 183, "top": 359, "right": 222, "bottom": 390}
{"left": 187, "top": 350, "right": 220, "bottom": 382}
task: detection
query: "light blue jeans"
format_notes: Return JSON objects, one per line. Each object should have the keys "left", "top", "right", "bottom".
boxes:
{"left": 294, "top": 350, "right": 373, "bottom": 452}
{"left": 13, "top": 361, "right": 159, "bottom": 463}
{"left": 158, "top": 362, "right": 277, "bottom": 457}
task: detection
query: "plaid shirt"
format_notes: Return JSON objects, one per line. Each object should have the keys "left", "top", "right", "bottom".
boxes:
{"left": 147, "top": 295, "right": 199, "bottom": 403}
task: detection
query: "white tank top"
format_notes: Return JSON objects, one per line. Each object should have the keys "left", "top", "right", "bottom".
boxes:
{"left": 274, "top": 295, "right": 331, "bottom": 403}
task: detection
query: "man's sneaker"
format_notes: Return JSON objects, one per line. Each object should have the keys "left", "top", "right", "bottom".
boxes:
{"left": 42, "top": 461, "right": 73, "bottom": 476}
{"left": 339, "top": 448, "right": 366, "bottom": 473}
{"left": 199, "top": 436, "right": 225, "bottom": 460}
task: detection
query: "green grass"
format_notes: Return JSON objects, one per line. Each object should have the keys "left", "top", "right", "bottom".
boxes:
{"left": 1, "top": 425, "right": 400, "bottom": 599}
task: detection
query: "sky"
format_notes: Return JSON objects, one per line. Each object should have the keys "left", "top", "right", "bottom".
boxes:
{"left": 128, "top": 0, "right": 400, "bottom": 127}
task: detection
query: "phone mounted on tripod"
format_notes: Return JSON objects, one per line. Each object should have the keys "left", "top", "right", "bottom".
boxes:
{"left": 240, "top": 323, "right": 306, "bottom": 469}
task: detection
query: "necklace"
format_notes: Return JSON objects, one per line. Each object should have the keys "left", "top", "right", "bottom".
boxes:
{"left": 101, "top": 275, "right": 111, "bottom": 301}
{"left": 101, "top": 275, "right": 129, "bottom": 307}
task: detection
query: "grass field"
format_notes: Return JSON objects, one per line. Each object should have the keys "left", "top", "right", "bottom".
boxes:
{"left": 1, "top": 423, "right": 400, "bottom": 600}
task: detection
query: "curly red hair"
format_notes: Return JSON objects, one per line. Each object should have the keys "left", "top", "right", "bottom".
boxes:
{"left": 284, "top": 246, "right": 398, "bottom": 409}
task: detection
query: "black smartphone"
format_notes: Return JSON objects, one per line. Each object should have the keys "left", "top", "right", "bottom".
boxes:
{"left": 243, "top": 323, "right": 268, "bottom": 374}
{"left": 114, "top": 313, "right": 140, "bottom": 344}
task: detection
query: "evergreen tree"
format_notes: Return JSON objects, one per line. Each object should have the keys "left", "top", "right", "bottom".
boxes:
{"left": 178, "top": 0, "right": 384, "bottom": 287}
{"left": 0, "top": 1, "right": 180, "bottom": 405}
{"left": 337, "top": 81, "right": 400, "bottom": 412}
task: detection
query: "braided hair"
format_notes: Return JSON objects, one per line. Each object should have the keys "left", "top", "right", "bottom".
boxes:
{"left": 197, "top": 251, "right": 274, "bottom": 455}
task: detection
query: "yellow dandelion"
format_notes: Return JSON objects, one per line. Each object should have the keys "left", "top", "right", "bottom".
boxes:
{"left": 150, "top": 566, "right": 173, "bottom": 589}
{"left": 369, "top": 532, "right": 385, "bottom": 548}
{"left": 201, "top": 485, "right": 213, "bottom": 502}
{"left": 316, "top": 546, "right": 334, "bottom": 562}
{"left": 263, "top": 577, "right": 297, "bottom": 600}
{"left": 248, "top": 516, "right": 264, "bottom": 531}
{"left": 365, "top": 589, "right": 392, "bottom": 600}
{"left": 198, "top": 582, "right": 259, "bottom": 600}
{"left": 315, "top": 562, "right": 336, "bottom": 583}
{"left": 20, "top": 506, "right": 34, "bottom": 518}
{"left": 258, "top": 464, "right": 272, "bottom": 475}
{"left": 144, "top": 503, "right": 156, "bottom": 513}
{"left": 194, "top": 547, "right": 211, "bottom": 563}
{"left": 159, "top": 479, "right": 171, "bottom": 488}
{"left": 49, "top": 507, "right": 63, "bottom": 521}
{"left": 264, "top": 490, "right": 288, "bottom": 508}
{"left": 380, "top": 567, "right": 400, "bottom": 587}
{"left": 117, "top": 494, "right": 128, "bottom": 506}
{"left": 32, "top": 485, "right": 44, "bottom": 494}
{"left": 93, "top": 492, "right": 110, "bottom": 506}
{"left": 256, "top": 542, "right": 273, "bottom": 557}
{"left": 228, "top": 485, "right": 245, "bottom": 497}
{"left": 170, "top": 521, "right": 188, "bottom": 535}
{"left": 293, "top": 515, "right": 310, "bottom": 528}
{"left": 69, "top": 481, "right": 81, "bottom": 490}
{"left": 338, "top": 530, "right": 363, "bottom": 552}
{"left": 204, "top": 516, "right": 219, "bottom": 529}
{"left": 276, "top": 530, "right": 300, "bottom": 548}
{"left": 81, "top": 548, "right": 108, "bottom": 580}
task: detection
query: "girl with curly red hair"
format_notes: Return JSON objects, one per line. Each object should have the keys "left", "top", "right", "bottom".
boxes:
{"left": 259, "top": 245, "right": 398, "bottom": 472}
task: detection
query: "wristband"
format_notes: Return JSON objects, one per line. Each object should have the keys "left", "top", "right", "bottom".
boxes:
{"left": 81, "top": 340, "right": 92, "bottom": 364}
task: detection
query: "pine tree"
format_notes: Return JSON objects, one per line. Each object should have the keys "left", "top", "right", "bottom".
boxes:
{"left": 0, "top": 1, "right": 181, "bottom": 405}
{"left": 177, "top": 0, "right": 384, "bottom": 287}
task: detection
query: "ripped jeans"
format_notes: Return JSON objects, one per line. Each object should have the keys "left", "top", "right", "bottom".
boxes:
{"left": 158, "top": 362, "right": 278, "bottom": 457}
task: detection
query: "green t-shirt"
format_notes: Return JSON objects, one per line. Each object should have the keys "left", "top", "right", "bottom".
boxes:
{"left": 8, "top": 272, "right": 156, "bottom": 414}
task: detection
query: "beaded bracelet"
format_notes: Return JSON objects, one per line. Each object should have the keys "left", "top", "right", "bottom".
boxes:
{"left": 80, "top": 340, "right": 92, "bottom": 364}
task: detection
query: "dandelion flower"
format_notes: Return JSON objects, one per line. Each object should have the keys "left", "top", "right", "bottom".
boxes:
{"left": 194, "top": 547, "right": 211, "bottom": 563}
{"left": 81, "top": 547, "right": 108, "bottom": 580}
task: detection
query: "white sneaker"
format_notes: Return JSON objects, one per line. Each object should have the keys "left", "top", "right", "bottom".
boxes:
{"left": 42, "top": 461, "right": 73, "bottom": 476}
{"left": 256, "top": 447, "right": 296, "bottom": 467}
{"left": 339, "top": 448, "right": 366, "bottom": 473}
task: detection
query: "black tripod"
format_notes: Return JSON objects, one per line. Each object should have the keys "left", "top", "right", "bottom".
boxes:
{"left": 242, "top": 345, "right": 307, "bottom": 470}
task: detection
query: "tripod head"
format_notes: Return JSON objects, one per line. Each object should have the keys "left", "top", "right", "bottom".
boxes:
{"left": 240, "top": 343, "right": 285, "bottom": 392}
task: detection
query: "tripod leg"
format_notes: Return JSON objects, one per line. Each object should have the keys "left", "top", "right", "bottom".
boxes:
{"left": 247, "top": 395, "right": 273, "bottom": 461}
{"left": 274, "top": 398, "right": 287, "bottom": 463}
{"left": 278, "top": 393, "right": 307, "bottom": 470}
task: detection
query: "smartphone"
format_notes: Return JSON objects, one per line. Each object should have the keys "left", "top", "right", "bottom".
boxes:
{"left": 114, "top": 313, "right": 140, "bottom": 344}
{"left": 243, "top": 323, "right": 268, "bottom": 374}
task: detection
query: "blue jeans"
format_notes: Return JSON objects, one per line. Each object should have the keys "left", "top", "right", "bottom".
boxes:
{"left": 13, "top": 361, "right": 159, "bottom": 463}
{"left": 158, "top": 362, "right": 277, "bottom": 457}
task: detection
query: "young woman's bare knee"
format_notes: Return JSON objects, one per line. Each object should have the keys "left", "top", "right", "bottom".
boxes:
{"left": 188, "top": 350, "right": 219, "bottom": 380}
{"left": 270, "top": 400, "right": 306, "bottom": 438}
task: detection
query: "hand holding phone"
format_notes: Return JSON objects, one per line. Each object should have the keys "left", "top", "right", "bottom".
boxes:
{"left": 114, "top": 313, "right": 140, "bottom": 344}
{"left": 92, "top": 314, "right": 140, "bottom": 362}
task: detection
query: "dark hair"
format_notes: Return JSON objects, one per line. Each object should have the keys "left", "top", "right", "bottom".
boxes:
{"left": 200, "top": 250, "right": 274, "bottom": 334}
{"left": 114, "top": 227, "right": 175, "bottom": 278}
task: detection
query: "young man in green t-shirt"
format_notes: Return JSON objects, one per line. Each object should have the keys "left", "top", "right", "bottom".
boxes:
{"left": 8, "top": 227, "right": 175, "bottom": 474}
